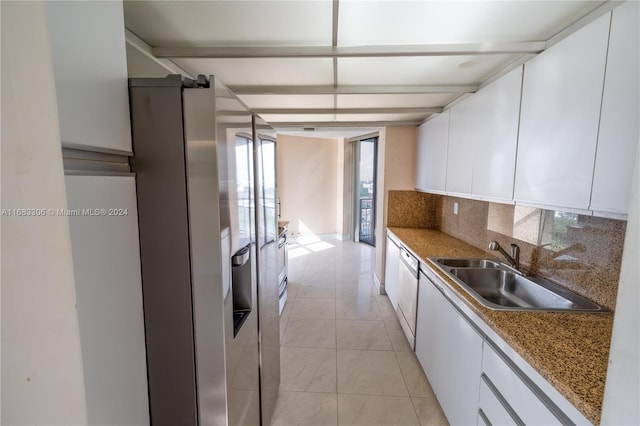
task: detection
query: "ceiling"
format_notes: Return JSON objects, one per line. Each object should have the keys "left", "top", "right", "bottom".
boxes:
{"left": 123, "top": 0, "right": 611, "bottom": 134}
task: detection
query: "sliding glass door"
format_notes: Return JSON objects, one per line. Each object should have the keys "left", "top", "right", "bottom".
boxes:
{"left": 354, "top": 137, "right": 378, "bottom": 246}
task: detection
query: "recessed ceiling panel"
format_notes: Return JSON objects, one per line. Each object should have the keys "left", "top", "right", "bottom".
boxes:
{"left": 336, "top": 93, "right": 459, "bottom": 109}
{"left": 173, "top": 58, "right": 334, "bottom": 86}
{"left": 124, "top": 0, "right": 333, "bottom": 47}
{"left": 338, "top": 1, "right": 603, "bottom": 45}
{"left": 338, "top": 55, "right": 523, "bottom": 86}
{"left": 237, "top": 94, "right": 335, "bottom": 109}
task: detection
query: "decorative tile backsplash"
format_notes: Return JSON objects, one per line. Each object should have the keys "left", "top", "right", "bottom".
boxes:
{"left": 386, "top": 190, "right": 626, "bottom": 310}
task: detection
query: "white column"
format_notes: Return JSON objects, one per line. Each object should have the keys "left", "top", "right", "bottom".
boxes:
{"left": 601, "top": 142, "right": 640, "bottom": 424}
{"left": 1, "top": 1, "right": 87, "bottom": 424}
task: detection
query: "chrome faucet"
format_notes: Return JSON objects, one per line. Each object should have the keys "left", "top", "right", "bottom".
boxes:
{"left": 489, "top": 241, "right": 520, "bottom": 271}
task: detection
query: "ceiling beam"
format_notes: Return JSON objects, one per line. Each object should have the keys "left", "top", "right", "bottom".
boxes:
{"left": 152, "top": 42, "right": 546, "bottom": 59}
{"left": 546, "top": 0, "right": 621, "bottom": 49}
{"left": 269, "top": 121, "right": 424, "bottom": 128}
{"left": 253, "top": 107, "right": 442, "bottom": 115}
{"left": 125, "top": 29, "right": 194, "bottom": 79}
{"left": 229, "top": 84, "right": 478, "bottom": 95}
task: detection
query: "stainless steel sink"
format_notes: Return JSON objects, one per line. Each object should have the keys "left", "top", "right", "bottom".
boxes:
{"left": 435, "top": 258, "right": 501, "bottom": 269}
{"left": 429, "top": 258, "right": 605, "bottom": 312}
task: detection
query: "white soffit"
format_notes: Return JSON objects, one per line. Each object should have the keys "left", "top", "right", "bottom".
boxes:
{"left": 125, "top": 44, "right": 174, "bottom": 79}
{"left": 260, "top": 114, "right": 337, "bottom": 123}
{"left": 335, "top": 113, "right": 428, "bottom": 122}
{"left": 337, "top": 54, "right": 524, "bottom": 86}
{"left": 172, "top": 58, "right": 334, "bottom": 86}
{"left": 278, "top": 130, "right": 378, "bottom": 139}
{"left": 237, "top": 94, "right": 335, "bottom": 109}
{"left": 217, "top": 97, "right": 248, "bottom": 112}
{"left": 123, "top": 0, "right": 333, "bottom": 47}
{"left": 337, "top": 1, "right": 605, "bottom": 45}
{"left": 336, "top": 93, "right": 459, "bottom": 108}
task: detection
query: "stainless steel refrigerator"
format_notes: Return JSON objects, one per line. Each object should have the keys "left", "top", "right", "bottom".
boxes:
{"left": 129, "top": 75, "right": 279, "bottom": 426}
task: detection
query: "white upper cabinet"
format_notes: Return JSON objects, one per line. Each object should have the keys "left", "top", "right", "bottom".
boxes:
{"left": 415, "top": 110, "right": 449, "bottom": 193}
{"left": 445, "top": 98, "right": 474, "bottom": 196}
{"left": 514, "top": 13, "right": 610, "bottom": 211}
{"left": 48, "top": 1, "right": 132, "bottom": 153}
{"left": 590, "top": 1, "right": 640, "bottom": 215}
{"left": 470, "top": 67, "right": 522, "bottom": 202}
{"left": 447, "top": 67, "right": 522, "bottom": 201}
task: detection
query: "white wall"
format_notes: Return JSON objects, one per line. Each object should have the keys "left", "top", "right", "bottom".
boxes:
{"left": 601, "top": 143, "right": 640, "bottom": 424}
{"left": 336, "top": 138, "right": 352, "bottom": 239}
{"left": 277, "top": 134, "right": 339, "bottom": 238}
{"left": 65, "top": 176, "right": 150, "bottom": 426}
{"left": 1, "top": 2, "right": 87, "bottom": 424}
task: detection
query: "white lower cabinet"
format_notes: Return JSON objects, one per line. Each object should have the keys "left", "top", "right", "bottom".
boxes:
{"left": 482, "top": 343, "right": 563, "bottom": 425}
{"left": 384, "top": 235, "right": 400, "bottom": 310}
{"left": 415, "top": 265, "right": 590, "bottom": 426}
{"left": 478, "top": 378, "right": 519, "bottom": 426}
{"left": 437, "top": 292, "right": 484, "bottom": 426}
{"left": 415, "top": 271, "right": 440, "bottom": 386}
{"left": 416, "top": 270, "right": 483, "bottom": 426}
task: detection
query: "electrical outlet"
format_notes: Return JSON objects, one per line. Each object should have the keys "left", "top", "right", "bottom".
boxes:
{"left": 454, "top": 202, "right": 459, "bottom": 215}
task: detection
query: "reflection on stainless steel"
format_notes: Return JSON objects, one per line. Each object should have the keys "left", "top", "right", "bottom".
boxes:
{"left": 130, "top": 76, "right": 235, "bottom": 424}
{"left": 436, "top": 258, "right": 501, "bottom": 269}
{"left": 130, "top": 75, "right": 279, "bottom": 426}
{"left": 232, "top": 244, "right": 253, "bottom": 337}
{"left": 429, "top": 258, "right": 605, "bottom": 312}
{"left": 253, "top": 118, "right": 281, "bottom": 425}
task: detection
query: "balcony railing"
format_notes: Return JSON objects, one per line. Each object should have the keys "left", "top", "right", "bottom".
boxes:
{"left": 359, "top": 198, "right": 374, "bottom": 246}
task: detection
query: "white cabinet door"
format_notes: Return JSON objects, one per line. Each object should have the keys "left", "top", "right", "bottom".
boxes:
{"left": 436, "top": 294, "right": 484, "bottom": 426}
{"left": 48, "top": 1, "right": 132, "bottom": 153}
{"left": 514, "top": 13, "right": 610, "bottom": 210}
{"left": 482, "top": 343, "right": 561, "bottom": 425}
{"left": 415, "top": 111, "right": 449, "bottom": 193}
{"left": 65, "top": 175, "right": 149, "bottom": 425}
{"left": 446, "top": 100, "right": 474, "bottom": 196}
{"left": 447, "top": 67, "right": 522, "bottom": 200}
{"left": 470, "top": 67, "right": 522, "bottom": 202}
{"left": 591, "top": 1, "right": 640, "bottom": 215}
{"left": 384, "top": 235, "right": 400, "bottom": 310}
{"left": 478, "top": 379, "right": 519, "bottom": 426}
{"left": 415, "top": 272, "right": 441, "bottom": 390}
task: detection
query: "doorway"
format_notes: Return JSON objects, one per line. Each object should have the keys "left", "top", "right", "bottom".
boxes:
{"left": 352, "top": 136, "right": 378, "bottom": 247}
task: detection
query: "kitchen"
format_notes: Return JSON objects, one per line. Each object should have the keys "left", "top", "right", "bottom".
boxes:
{"left": 2, "top": 1, "right": 638, "bottom": 425}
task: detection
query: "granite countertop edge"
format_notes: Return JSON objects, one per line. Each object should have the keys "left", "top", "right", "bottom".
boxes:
{"left": 387, "top": 226, "right": 614, "bottom": 425}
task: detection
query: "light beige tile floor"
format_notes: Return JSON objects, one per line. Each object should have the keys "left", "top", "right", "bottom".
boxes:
{"left": 272, "top": 238, "right": 448, "bottom": 426}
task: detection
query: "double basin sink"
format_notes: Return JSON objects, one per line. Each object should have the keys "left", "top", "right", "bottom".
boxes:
{"left": 429, "top": 258, "right": 605, "bottom": 312}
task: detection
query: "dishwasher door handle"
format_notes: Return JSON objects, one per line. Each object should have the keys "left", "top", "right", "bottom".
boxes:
{"left": 399, "top": 247, "right": 418, "bottom": 276}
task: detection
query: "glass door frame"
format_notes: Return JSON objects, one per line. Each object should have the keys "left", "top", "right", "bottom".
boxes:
{"left": 349, "top": 133, "right": 379, "bottom": 247}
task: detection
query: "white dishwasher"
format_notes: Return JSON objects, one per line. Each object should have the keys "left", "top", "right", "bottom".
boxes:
{"left": 396, "top": 246, "right": 419, "bottom": 350}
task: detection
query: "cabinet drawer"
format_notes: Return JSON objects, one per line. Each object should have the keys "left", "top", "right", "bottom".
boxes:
{"left": 478, "top": 375, "right": 521, "bottom": 426}
{"left": 482, "top": 343, "right": 563, "bottom": 425}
